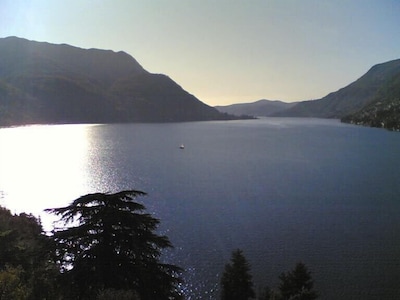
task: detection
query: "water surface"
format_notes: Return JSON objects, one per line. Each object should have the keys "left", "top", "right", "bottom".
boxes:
{"left": 0, "top": 118, "right": 399, "bottom": 299}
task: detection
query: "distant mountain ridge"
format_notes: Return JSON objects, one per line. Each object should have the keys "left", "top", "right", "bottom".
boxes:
{"left": 274, "top": 59, "right": 400, "bottom": 118}
{"left": 217, "top": 58, "right": 400, "bottom": 131}
{"left": 2, "top": 37, "right": 399, "bottom": 129}
{"left": 0, "top": 36, "right": 235, "bottom": 126}
{"left": 215, "top": 99, "right": 297, "bottom": 117}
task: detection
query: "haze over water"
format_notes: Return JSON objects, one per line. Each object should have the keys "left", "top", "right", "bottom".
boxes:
{"left": 1, "top": 118, "right": 400, "bottom": 299}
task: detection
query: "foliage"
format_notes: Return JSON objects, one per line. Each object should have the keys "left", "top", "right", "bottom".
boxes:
{"left": 46, "top": 190, "right": 183, "bottom": 300}
{"left": 0, "top": 192, "right": 322, "bottom": 300}
{"left": 257, "top": 286, "right": 277, "bottom": 300}
{"left": 0, "top": 206, "right": 59, "bottom": 299}
{"left": 278, "top": 262, "right": 318, "bottom": 300}
{"left": 220, "top": 249, "right": 255, "bottom": 300}
{"left": 0, "top": 265, "right": 29, "bottom": 300}
{"left": 96, "top": 288, "right": 140, "bottom": 300}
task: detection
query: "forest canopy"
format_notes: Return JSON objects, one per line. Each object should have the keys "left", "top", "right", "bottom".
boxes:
{"left": 0, "top": 191, "right": 318, "bottom": 300}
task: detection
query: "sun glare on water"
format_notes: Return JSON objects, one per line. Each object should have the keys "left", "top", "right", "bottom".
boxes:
{"left": 0, "top": 124, "right": 94, "bottom": 230}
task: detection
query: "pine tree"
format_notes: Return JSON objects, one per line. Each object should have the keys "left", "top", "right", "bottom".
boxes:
{"left": 278, "top": 262, "right": 318, "bottom": 300}
{"left": 46, "top": 190, "right": 183, "bottom": 300}
{"left": 220, "top": 249, "right": 255, "bottom": 300}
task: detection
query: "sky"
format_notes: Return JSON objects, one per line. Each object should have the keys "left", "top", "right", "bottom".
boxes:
{"left": 1, "top": 0, "right": 400, "bottom": 106}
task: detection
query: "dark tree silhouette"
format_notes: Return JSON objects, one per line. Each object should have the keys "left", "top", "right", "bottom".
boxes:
{"left": 0, "top": 206, "right": 59, "bottom": 299}
{"left": 220, "top": 249, "right": 255, "bottom": 300}
{"left": 46, "top": 190, "right": 183, "bottom": 300}
{"left": 278, "top": 262, "right": 318, "bottom": 300}
{"left": 257, "top": 286, "right": 274, "bottom": 300}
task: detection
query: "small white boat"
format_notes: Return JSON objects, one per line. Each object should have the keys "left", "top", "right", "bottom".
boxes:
{"left": 179, "top": 144, "right": 185, "bottom": 149}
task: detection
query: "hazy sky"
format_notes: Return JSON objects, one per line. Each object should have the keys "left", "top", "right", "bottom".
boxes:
{"left": 1, "top": 0, "right": 399, "bottom": 106}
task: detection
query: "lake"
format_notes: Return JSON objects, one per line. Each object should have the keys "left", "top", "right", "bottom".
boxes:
{"left": 1, "top": 118, "right": 400, "bottom": 299}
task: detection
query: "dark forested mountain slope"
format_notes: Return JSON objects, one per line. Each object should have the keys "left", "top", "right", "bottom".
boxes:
{"left": 341, "top": 72, "right": 400, "bottom": 130}
{"left": 0, "top": 37, "right": 233, "bottom": 126}
{"left": 275, "top": 59, "right": 400, "bottom": 118}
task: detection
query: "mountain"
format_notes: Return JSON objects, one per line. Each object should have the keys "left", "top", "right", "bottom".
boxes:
{"left": 341, "top": 72, "right": 400, "bottom": 130}
{"left": 274, "top": 59, "right": 400, "bottom": 118}
{"left": 215, "top": 99, "right": 297, "bottom": 117}
{"left": 0, "top": 37, "right": 234, "bottom": 126}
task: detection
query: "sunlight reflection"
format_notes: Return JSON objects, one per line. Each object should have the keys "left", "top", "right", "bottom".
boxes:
{"left": 0, "top": 124, "right": 95, "bottom": 231}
